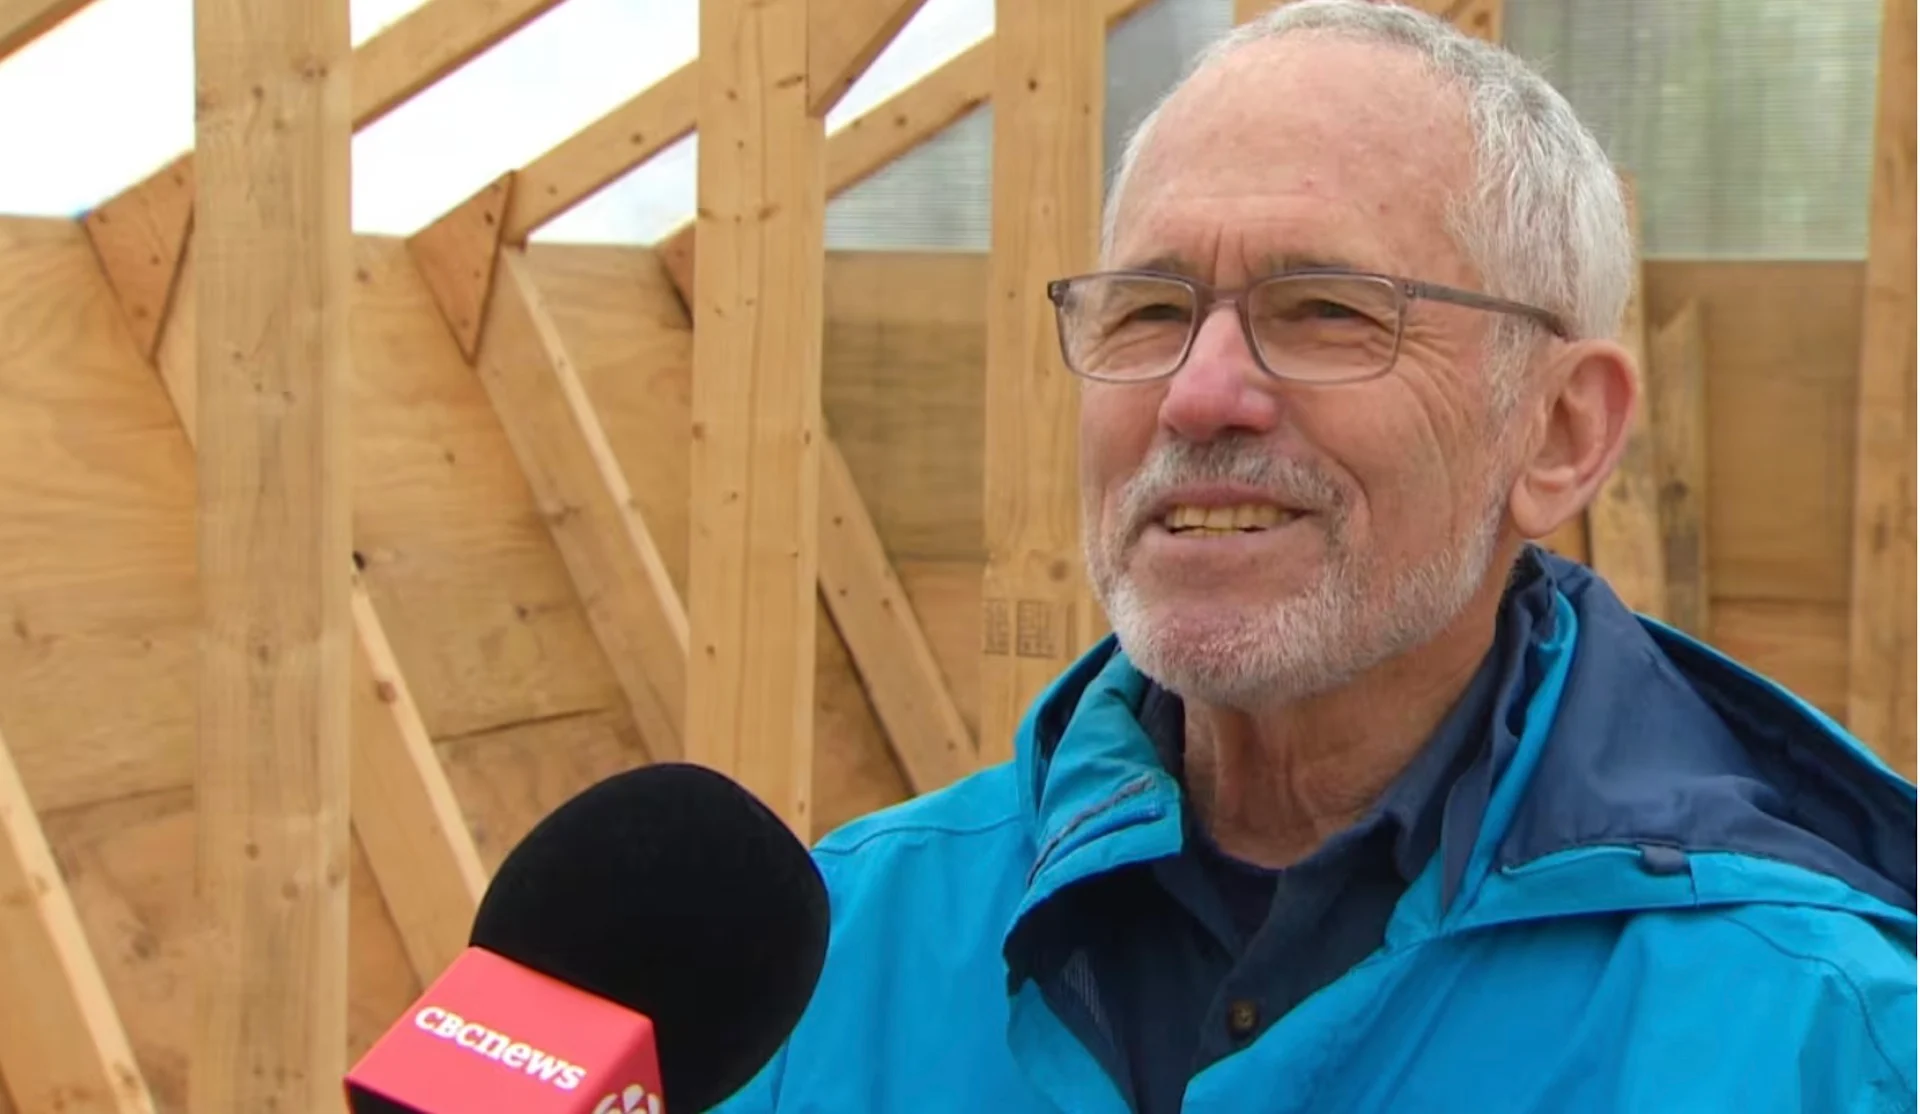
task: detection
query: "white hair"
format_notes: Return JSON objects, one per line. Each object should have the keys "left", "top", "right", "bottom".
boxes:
{"left": 1101, "top": 0, "right": 1635, "bottom": 409}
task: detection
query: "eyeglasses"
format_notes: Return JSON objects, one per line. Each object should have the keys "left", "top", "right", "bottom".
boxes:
{"left": 1045, "top": 269, "right": 1570, "bottom": 385}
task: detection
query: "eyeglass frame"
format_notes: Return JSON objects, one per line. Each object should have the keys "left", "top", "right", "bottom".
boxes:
{"left": 1044, "top": 267, "right": 1572, "bottom": 386}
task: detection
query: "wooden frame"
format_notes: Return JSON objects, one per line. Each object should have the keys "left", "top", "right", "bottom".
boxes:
{"left": 1846, "top": 0, "right": 1916, "bottom": 771}
{"left": 0, "top": 724, "right": 155, "bottom": 1113}
{"left": 0, "top": 0, "right": 89, "bottom": 62}
{"left": 188, "top": 0, "right": 353, "bottom": 1108}
{"left": 977, "top": 0, "right": 1108, "bottom": 763}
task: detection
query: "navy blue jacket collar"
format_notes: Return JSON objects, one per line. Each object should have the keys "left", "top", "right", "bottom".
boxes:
{"left": 1007, "top": 546, "right": 1916, "bottom": 957}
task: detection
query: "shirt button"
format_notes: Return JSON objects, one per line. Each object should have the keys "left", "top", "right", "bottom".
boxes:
{"left": 1226, "top": 999, "right": 1260, "bottom": 1040}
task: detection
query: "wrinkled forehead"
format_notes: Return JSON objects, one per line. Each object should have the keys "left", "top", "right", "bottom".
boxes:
{"left": 1109, "top": 35, "right": 1477, "bottom": 282}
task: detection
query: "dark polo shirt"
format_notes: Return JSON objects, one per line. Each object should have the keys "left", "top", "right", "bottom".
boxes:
{"left": 1039, "top": 570, "right": 1543, "bottom": 1114}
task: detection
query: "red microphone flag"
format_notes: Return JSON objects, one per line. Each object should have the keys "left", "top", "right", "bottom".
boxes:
{"left": 346, "top": 946, "right": 665, "bottom": 1114}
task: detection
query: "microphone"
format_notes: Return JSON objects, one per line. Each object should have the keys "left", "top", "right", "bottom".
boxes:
{"left": 345, "top": 762, "right": 830, "bottom": 1113}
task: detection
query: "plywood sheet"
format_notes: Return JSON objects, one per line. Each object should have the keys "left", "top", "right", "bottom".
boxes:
{"left": 812, "top": 598, "right": 913, "bottom": 832}
{"left": 348, "top": 236, "right": 628, "bottom": 739}
{"left": 436, "top": 710, "right": 649, "bottom": 874}
{"left": 36, "top": 789, "right": 418, "bottom": 1114}
{"left": 1644, "top": 261, "right": 1863, "bottom": 607}
{"left": 896, "top": 559, "right": 985, "bottom": 737}
{"left": 524, "top": 242, "right": 915, "bottom": 828}
{"left": 821, "top": 251, "right": 988, "bottom": 563}
{"left": 1711, "top": 599, "right": 1849, "bottom": 720}
{"left": 520, "top": 244, "right": 695, "bottom": 595}
{"left": 0, "top": 218, "right": 198, "bottom": 813}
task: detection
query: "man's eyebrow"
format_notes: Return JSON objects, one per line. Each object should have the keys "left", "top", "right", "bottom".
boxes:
{"left": 1115, "top": 253, "right": 1194, "bottom": 276}
{"left": 1260, "top": 252, "right": 1371, "bottom": 276}
{"left": 1109, "top": 252, "right": 1379, "bottom": 278}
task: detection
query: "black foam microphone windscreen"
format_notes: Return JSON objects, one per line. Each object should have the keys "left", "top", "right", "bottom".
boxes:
{"left": 466, "top": 762, "right": 830, "bottom": 1112}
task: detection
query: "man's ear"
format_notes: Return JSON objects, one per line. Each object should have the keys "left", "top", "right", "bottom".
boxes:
{"left": 1508, "top": 339, "right": 1639, "bottom": 541}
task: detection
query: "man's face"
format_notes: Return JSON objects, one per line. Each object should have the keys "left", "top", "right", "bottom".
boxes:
{"left": 1080, "top": 35, "right": 1521, "bottom": 709}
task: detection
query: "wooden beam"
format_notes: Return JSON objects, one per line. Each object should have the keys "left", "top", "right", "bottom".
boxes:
{"left": 469, "top": 247, "right": 690, "bottom": 760}
{"left": 807, "top": 0, "right": 928, "bottom": 118}
{"left": 0, "top": 725, "right": 157, "bottom": 1114}
{"left": 153, "top": 244, "right": 488, "bottom": 988}
{"left": 408, "top": 172, "right": 514, "bottom": 361}
{"left": 657, "top": 0, "right": 1151, "bottom": 306}
{"left": 504, "top": 63, "right": 698, "bottom": 244}
{"left": 434, "top": 60, "right": 981, "bottom": 798}
{"left": 89, "top": 0, "right": 565, "bottom": 235}
{"left": 978, "top": 0, "right": 1105, "bottom": 766}
{"left": 1847, "top": 0, "right": 1916, "bottom": 773}
{"left": 824, "top": 36, "right": 992, "bottom": 199}
{"left": 1586, "top": 178, "right": 1667, "bottom": 619}
{"left": 350, "top": 0, "right": 566, "bottom": 131}
{"left": 0, "top": 0, "right": 87, "bottom": 63}
{"left": 347, "top": 584, "right": 490, "bottom": 977}
{"left": 79, "top": 154, "right": 195, "bottom": 361}
{"left": 1650, "top": 300, "right": 1710, "bottom": 636}
{"left": 654, "top": 39, "right": 989, "bottom": 304}
{"left": 190, "top": 0, "right": 352, "bottom": 1109}
{"left": 687, "top": 0, "right": 826, "bottom": 835}
{"left": 819, "top": 437, "right": 976, "bottom": 792}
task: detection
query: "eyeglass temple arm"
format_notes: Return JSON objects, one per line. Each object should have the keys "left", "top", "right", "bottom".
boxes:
{"left": 1404, "top": 280, "right": 1571, "bottom": 338}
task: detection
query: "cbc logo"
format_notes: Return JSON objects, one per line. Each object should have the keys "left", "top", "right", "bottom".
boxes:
{"left": 594, "top": 1082, "right": 663, "bottom": 1114}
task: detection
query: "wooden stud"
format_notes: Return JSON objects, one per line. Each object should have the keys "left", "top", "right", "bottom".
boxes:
{"left": 819, "top": 437, "right": 976, "bottom": 792}
{"left": 80, "top": 156, "right": 195, "bottom": 363}
{"left": 657, "top": 0, "right": 1152, "bottom": 307}
{"left": 807, "top": 0, "right": 929, "bottom": 118}
{"left": 155, "top": 244, "right": 490, "bottom": 986}
{"left": 1586, "top": 178, "right": 1668, "bottom": 619}
{"left": 0, "top": 724, "right": 157, "bottom": 1114}
{"left": 824, "top": 37, "right": 992, "bottom": 198}
{"left": 1650, "top": 300, "right": 1710, "bottom": 637}
{"left": 479, "top": 32, "right": 987, "bottom": 797}
{"left": 350, "top": 0, "right": 566, "bottom": 131}
{"left": 347, "top": 585, "right": 490, "bottom": 978}
{"left": 978, "top": 0, "right": 1105, "bottom": 766}
{"left": 688, "top": 0, "right": 826, "bottom": 834}
{"left": 0, "top": 0, "right": 88, "bottom": 63}
{"left": 87, "top": 0, "right": 565, "bottom": 230}
{"left": 471, "top": 247, "right": 690, "bottom": 761}
{"left": 1846, "top": 0, "right": 1916, "bottom": 772}
{"left": 408, "top": 172, "right": 514, "bottom": 363}
{"left": 657, "top": 230, "right": 697, "bottom": 316}
{"left": 190, "top": 0, "right": 353, "bottom": 1108}
{"left": 504, "top": 63, "right": 699, "bottom": 244}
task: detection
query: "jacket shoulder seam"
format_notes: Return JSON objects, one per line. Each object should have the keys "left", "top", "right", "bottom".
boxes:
{"left": 1720, "top": 909, "right": 1915, "bottom": 1095}
{"left": 817, "top": 811, "right": 1025, "bottom": 858}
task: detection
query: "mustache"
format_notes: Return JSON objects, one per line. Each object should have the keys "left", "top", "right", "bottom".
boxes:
{"left": 1112, "top": 439, "right": 1347, "bottom": 540}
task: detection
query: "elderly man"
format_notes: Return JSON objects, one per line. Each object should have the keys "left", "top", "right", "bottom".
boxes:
{"left": 719, "top": 2, "right": 1917, "bottom": 1111}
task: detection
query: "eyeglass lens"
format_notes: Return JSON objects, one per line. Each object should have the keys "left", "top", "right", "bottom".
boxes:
{"left": 1056, "top": 273, "right": 1403, "bottom": 382}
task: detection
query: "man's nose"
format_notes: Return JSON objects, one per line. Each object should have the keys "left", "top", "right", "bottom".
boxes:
{"left": 1157, "top": 304, "right": 1283, "bottom": 442}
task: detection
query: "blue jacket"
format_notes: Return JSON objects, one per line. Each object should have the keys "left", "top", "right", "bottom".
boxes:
{"left": 719, "top": 554, "right": 1917, "bottom": 1113}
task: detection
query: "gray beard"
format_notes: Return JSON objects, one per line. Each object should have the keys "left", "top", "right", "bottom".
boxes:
{"left": 1083, "top": 440, "right": 1509, "bottom": 712}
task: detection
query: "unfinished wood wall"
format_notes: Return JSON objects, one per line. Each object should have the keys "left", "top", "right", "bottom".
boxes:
{"left": 0, "top": 218, "right": 911, "bottom": 1112}
{"left": 0, "top": 226, "right": 1896, "bottom": 1111}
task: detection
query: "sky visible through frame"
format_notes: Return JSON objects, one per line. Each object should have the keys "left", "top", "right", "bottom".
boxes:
{"left": 0, "top": 0, "right": 997, "bottom": 244}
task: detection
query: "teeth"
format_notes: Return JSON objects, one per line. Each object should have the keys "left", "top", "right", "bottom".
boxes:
{"left": 1162, "top": 504, "right": 1290, "bottom": 533}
